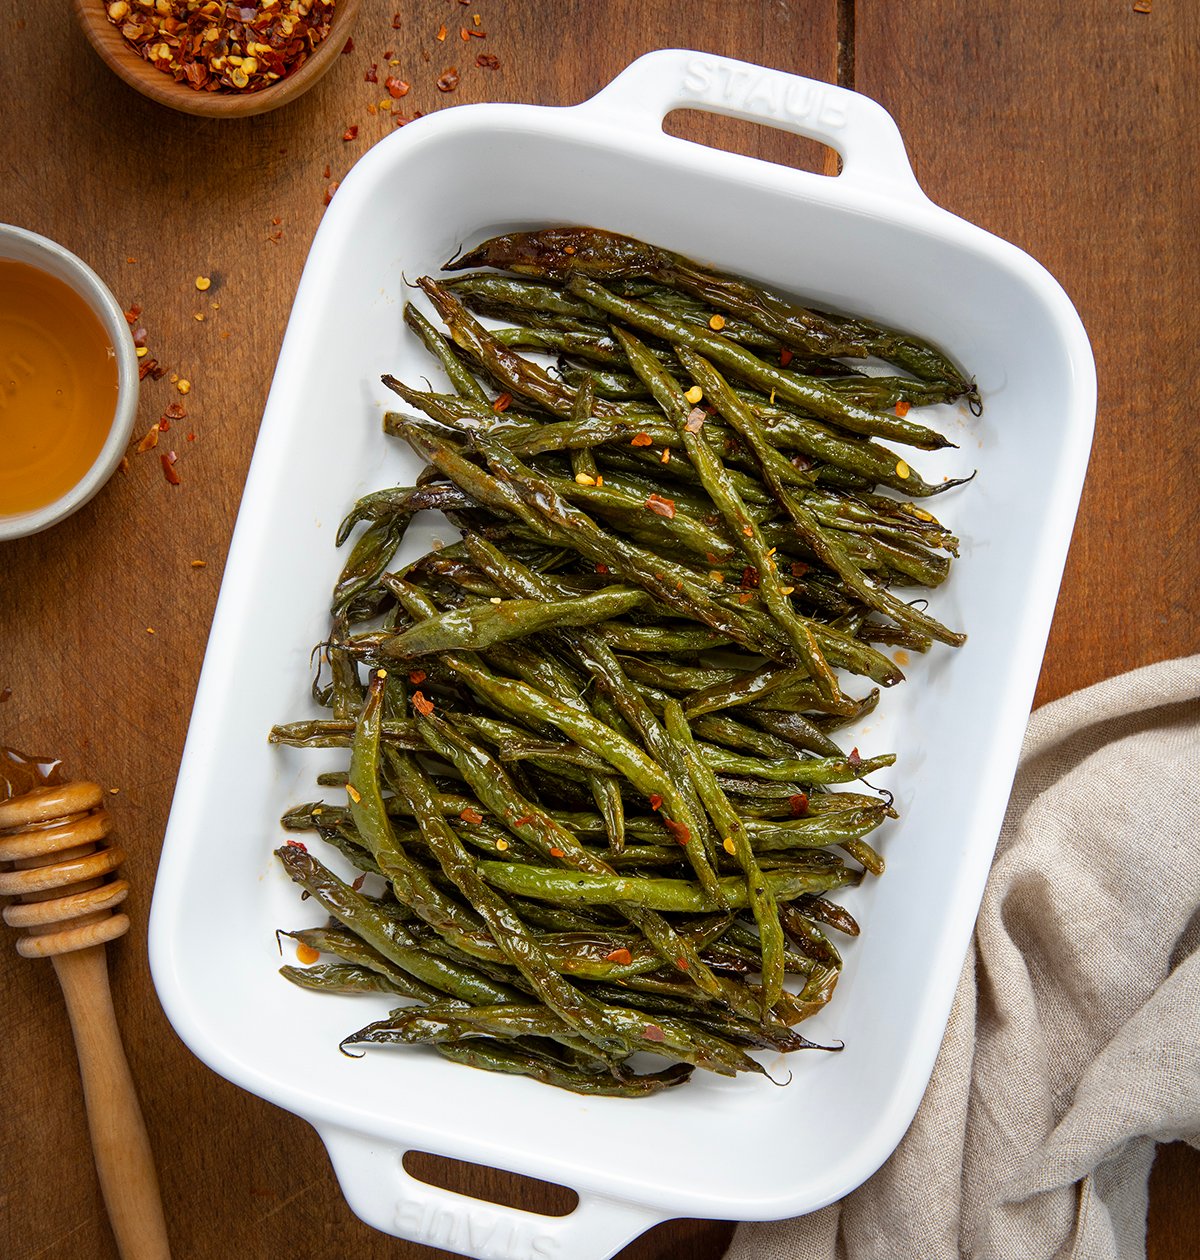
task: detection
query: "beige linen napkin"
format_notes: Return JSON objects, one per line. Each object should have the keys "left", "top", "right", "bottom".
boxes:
{"left": 726, "top": 656, "right": 1200, "bottom": 1260}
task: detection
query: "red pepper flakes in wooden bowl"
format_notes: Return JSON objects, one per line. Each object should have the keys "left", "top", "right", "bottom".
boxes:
{"left": 73, "top": 0, "right": 362, "bottom": 118}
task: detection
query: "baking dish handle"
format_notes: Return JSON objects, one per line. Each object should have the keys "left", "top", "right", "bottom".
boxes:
{"left": 578, "top": 48, "right": 926, "bottom": 201}
{"left": 319, "top": 1125, "right": 667, "bottom": 1260}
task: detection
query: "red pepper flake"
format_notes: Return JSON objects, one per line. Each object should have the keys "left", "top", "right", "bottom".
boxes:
{"left": 0, "top": 687, "right": 10, "bottom": 703}
{"left": 645, "top": 494, "right": 676, "bottom": 519}
{"left": 740, "top": 566, "right": 760, "bottom": 589}
{"left": 789, "top": 792, "right": 810, "bottom": 817}
{"left": 848, "top": 747, "right": 862, "bottom": 769}
{"left": 492, "top": 392, "right": 512, "bottom": 412}
{"left": 513, "top": 814, "right": 534, "bottom": 827}
{"left": 392, "top": 14, "right": 403, "bottom": 29}
{"left": 412, "top": 690, "right": 435, "bottom": 716}
{"left": 779, "top": 348, "right": 794, "bottom": 367}
{"left": 394, "top": 111, "right": 425, "bottom": 128}
{"left": 158, "top": 418, "right": 171, "bottom": 433}
{"left": 476, "top": 52, "right": 500, "bottom": 69}
{"left": 738, "top": 591, "right": 753, "bottom": 604}
{"left": 436, "top": 67, "right": 460, "bottom": 92}
{"left": 138, "top": 357, "right": 160, "bottom": 381}
{"left": 676, "top": 957, "right": 689, "bottom": 970}
{"left": 408, "top": 669, "right": 427, "bottom": 684}
{"left": 595, "top": 563, "right": 610, "bottom": 575}
{"left": 137, "top": 423, "right": 160, "bottom": 453}
{"left": 163, "top": 401, "right": 187, "bottom": 420}
{"left": 548, "top": 846, "right": 565, "bottom": 858}
{"left": 791, "top": 453, "right": 815, "bottom": 472}
{"left": 464, "top": 27, "right": 485, "bottom": 38}
{"left": 342, "top": 125, "right": 359, "bottom": 141}
{"left": 791, "top": 561, "right": 811, "bottom": 579}
{"left": 630, "top": 431, "right": 653, "bottom": 447}
{"left": 684, "top": 407, "right": 706, "bottom": 433}
{"left": 436, "top": 23, "right": 447, "bottom": 40}
{"left": 604, "top": 948, "right": 633, "bottom": 965}
{"left": 364, "top": 64, "right": 378, "bottom": 83}
{"left": 659, "top": 448, "right": 671, "bottom": 464}
{"left": 459, "top": 807, "right": 484, "bottom": 825}
{"left": 123, "top": 303, "right": 141, "bottom": 326}
{"left": 161, "top": 452, "right": 181, "bottom": 485}
{"left": 286, "top": 839, "right": 308, "bottom": 852}
{"left": 118, "top": 456, "right": 129, "bottom": 475}
{"left": 186, "top": 432, "right": 196, "bottom": 442}
{"left": 341, "top": 37, "right": 354, "bottom": 54}
{"left": 895, "top": 399, "right": 911, "bottom": 417}
{"left": 323, "top": 181, "right": 340, "bottom": 205}
{"left": 664, "top": 818, "right": 691, "bottom": 846}
{"left": 323, "top": 164, "right": 331, "bottom": 179}
{"left": 643, "top": 1024, "right": 665, "bottom": 1043}
{"left": 649, "top": 793, "right": 663, "bottom": 811}
{"left": 385, "top": 75, "right": 410, "bottom": 98}
{"left": 351, "top": 873, "right": 367, "bottom": 891}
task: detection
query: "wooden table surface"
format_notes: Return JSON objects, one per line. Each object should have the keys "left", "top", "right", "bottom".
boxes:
{"left": 2, "top": 3, "right": 1196, "bottom": 1257}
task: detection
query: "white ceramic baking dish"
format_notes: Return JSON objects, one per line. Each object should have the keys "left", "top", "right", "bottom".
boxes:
{"left": 149, "top": 50, "right": 1095, "bottom": 1259}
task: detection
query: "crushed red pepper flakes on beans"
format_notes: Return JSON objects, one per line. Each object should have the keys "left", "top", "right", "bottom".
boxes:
{"left": 492, "top": 392, "right": 512, "bottom": 412}
{"left": 630, "top": 431, "right": 653, "bottom": 447}
{"left": 779, "top": 348, "right": 794, "bottom": 367}
{"left": 107, "top": 0, "right": 338, "bottom": 95}
{"left": 412, "top": 690, "right": 435, "bottom": 716}
{"left": 286, "top": 838, "right": 308, "bottom": 852}
{"left": 684, "top": 407, "right": 706, "bottom": 433}
{"left": 895, "top": 399, "right": 911, "bottom": 417}
{"left": 459, "top": 808, "right": 484, "bottom": 825}
{"left": 847, "top": 747, "right": 862, "bottom": 769}
{"left": 645, "top": 493, "right": 676, "bottom": 519}
{"left": 604, "top": 948, "right": 633, "bottom": 965}
{"left": 408, "top": 669, "right": 427, "bottom": 684}
{"left": 789, "top": 793, "right": 810, "bottom": 817}
{"left": 664, "top": 818, "right": 691, "bottom": 846}
{"left": 649, "top": 793, "right": 663, "bottom": 811}
{"left": 351, "top": 873, "right": 367, "bottom": 891}
{"left": 513, "top": 814, "right": 534, "bottom": 827}
{"left": 548, "top": 847, "right": 565, "bottom": 858}
{"left": 643, "top": 1024, "right": 665, "bottom": 1042}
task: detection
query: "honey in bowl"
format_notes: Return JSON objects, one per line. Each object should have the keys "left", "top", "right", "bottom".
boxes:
{"left": 0, "top": 259, "right": 119, "bottom": 517}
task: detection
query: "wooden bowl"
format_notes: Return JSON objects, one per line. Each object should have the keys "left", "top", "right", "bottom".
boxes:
{"left": 72, "top": 0, "right": 362, "bottom": 118}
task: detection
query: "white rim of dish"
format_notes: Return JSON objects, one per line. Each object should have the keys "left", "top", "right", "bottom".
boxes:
{"left": 0, "top": 224, "right": 139, "bottom": 541}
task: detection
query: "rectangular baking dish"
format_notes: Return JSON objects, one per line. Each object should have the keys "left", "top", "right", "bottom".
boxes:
{"left": 149, "top": 50, "right": 1095, "bottom": 1260}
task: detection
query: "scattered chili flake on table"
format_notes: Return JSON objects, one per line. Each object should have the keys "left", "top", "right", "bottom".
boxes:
{"left": 385, "top": 75, "right": 409, "bottom": 97}
{"left": 190, "top": 560, "right": 207, "bottom": 568}
{"left": 341, "top": 37, "right": 354, "bottom": 54}
{"left": 161, "top": 451, "right": 181, "bottom": 485}
{"left": 1133, "top": 0, "right": 1151, "bottom": 10}
{"left": 105, "top": 0, "right": 339, "bottom": 95}
{"left": 476, "top": 53, "right": 500, "bottom": 69}
{"left": 342, "top": 125, "right": 359, "bottom": 141}
{"left": 323, "top": 181, "right": 340, "bottom": 205}
{"left": 137, "top": 423, "right": 160, "bottom": 453}
{"left": 436, "top": 23, "right": 447, "bottom": 40}
{"left": 364, "top": 63, "right": 378, "bottom": 83}
{"left": 436, "top": 67, "right": 460, "bottom": 92}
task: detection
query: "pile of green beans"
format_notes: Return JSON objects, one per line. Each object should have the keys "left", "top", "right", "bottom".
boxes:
{"left": 272, "top": 227, "right": 976, "bottom": 1096}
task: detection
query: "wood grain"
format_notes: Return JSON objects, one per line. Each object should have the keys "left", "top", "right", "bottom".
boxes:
{"left": 0, "top": 2, "right": 1193, "bottom": 1257}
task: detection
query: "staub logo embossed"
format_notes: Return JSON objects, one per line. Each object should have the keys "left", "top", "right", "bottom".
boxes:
{"left": 395, "top": 1185, "right": 560, "bottom": 1259}
{"left": 681, "top": 57, "right": 847, "bottom": 130}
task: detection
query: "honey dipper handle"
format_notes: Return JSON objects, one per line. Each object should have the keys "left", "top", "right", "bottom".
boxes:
{"left": 52, "top": 946, "right": 172, "bottom": 1260}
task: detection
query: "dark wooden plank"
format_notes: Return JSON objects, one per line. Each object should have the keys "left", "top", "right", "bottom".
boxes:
{"left": 0, "top": 4, "right": 834, "bottom": 1259}
{"left": 856, "top": 4, "right": 1200, "bottom": 1257}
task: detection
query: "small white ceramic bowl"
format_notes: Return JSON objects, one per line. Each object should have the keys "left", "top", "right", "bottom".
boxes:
{"left": 0, "top": 225, "right": 139, "bottom": 541}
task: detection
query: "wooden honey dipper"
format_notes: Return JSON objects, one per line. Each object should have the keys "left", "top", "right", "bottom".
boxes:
{"left": 0, "top": 779, "right": 172, "bottom": 1260}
